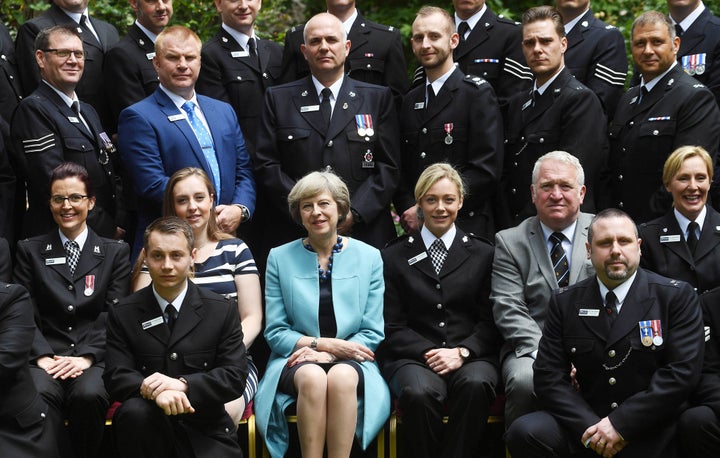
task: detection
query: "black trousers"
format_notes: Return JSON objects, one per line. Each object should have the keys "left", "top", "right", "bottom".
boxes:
{"left": 388, "top": 359, "right": 498, "bottom": 458}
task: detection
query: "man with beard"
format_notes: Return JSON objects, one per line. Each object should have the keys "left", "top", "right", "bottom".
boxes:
{"left": 507, "top": 208, "right": 704, "bottom": 457}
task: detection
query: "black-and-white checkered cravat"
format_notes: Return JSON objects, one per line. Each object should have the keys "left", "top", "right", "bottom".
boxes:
{"left": 64, "top": 240, "right": 80, "bottom": 276}
{"left": 429, "top": 239, "right": 447, "bottom": 274}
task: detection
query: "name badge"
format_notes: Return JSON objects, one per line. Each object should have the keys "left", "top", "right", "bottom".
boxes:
{"left": 45, "top": 257, "right": 67, "bottom": 265}
{"left": 578, "top": 308, "right": 600, "bottom": 317}
{"left": 660, "top": 235, "right": 681, "bottom": 243}
{"left": 142, "top": 316, "right": 165, "bottom": 330}
{"left": 168, "top": 114, "right": 185, "bottom": 122}
{"left": 407, "top": 251, "right": 428, "bottom": 265}
{"left": 68, "top": 116, "right": 80, "bottom": 123}
{"left": 145, "top": 52, "right": 155, "bottom": 60}
{"left": 300, "top": 105, "right": 320, "bottom": 113}
{"left": 414, "top": 102, "right": 425, "bottom": 110}
{"left": 231, "top": 50, "right": 249, "bottom": 58}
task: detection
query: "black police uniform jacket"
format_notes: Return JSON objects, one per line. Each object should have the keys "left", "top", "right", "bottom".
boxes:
{"left": 379, "top": 229, "right": 500, "bottom": 378}
{"left": 13, "top": 229, "right": 130, "bottom": 361}
{"left": 564, "top": 9, "right": 627, "bottom": 118}
{"left": 639, "top": 206, "right": 720, "bottom": 295}
{"left": 197, "top": 27, "right": 283, "bottom": 155}
{"left": 255, "top": 76, "right": 400, "bottom": 249}
{"left": 0, "top": 284, "right": 58, "bottom": 457}
{"left": 502, "top": 68, "right": 607, "bottom": 228}
{"left": 279, "top": 10, "right": 408, "bottom": 106}
{"left": 103, "top": 23, "right": 160, "bottom": 136}
{"left": 14, "top": 3, "right": 119, "bottom": 114}
{"left": 675, "top": 7, "right": 720, "bottom": 106}
{"left": 453, "top": 6, "right": 532, "bottom": 110}
{"left": 103, "top": 282, "right": 248, "bottom": 458}
{"left": 397, "top": 68, "right": 503, "bottom": 239}
{"left": 605, "top": 65, "right": 720, "bottom": 223}
{"left": 0, "top": 23, "right": 22, "bottom": 124}
{"left": 535, "top": 268, "right": 703, "bottom": 449}
{"left": 10, "top": 82, "right": 123, "bottom": 239}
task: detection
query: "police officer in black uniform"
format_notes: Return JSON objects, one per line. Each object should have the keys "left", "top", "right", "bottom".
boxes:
{"left": 556, "top": 0, "right": 627, "bottom": 118}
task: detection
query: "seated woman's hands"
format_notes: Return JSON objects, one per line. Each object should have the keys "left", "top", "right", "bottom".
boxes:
{"left": 287, "top": 346, "right": 337, "bottom": 366}
{"left": 37, "top": 355, "right": 93, "bottom": 380}
{"left": 424, "top": 348, "right": 463, "bottom": 375}
{"left": 287, "top": 337, "right": 375, "bottom": 367}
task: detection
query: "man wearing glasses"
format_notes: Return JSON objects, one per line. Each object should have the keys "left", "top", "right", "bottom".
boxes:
{"left": 11, "top": 25, "right": 124, "bottom": 241}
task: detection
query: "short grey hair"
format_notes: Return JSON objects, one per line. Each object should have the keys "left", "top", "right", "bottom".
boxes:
{"left": 531, "top": 151, "right": 585, "bottom": 186}
{"left": 287, "top": 170, "right": 351, "bottom": 225}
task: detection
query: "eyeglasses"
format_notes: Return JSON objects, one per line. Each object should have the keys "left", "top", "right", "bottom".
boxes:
{"left": 42, "top": 48, "right": 85, "bottom": 60}
{"left": 50, "top": 194, "right": 88, "bottom": 205}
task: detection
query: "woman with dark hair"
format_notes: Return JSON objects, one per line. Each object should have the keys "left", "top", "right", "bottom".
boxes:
{"left": 13, "top": 162, "right": 130, "bottom": 458}
{"left": 255, "top": 170, "right": 389, "bottom": 458}
{"left": 134, "top": 167, "right": 262, "bottom": 424}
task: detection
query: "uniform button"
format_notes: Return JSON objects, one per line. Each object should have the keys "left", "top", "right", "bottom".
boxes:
{"left": 366, "top": 64, "right": 372, "bottom": 69}
{"left": 225, "top": 427, "right": 230, "bottom": 433}
{"left": 441, "top": 341, "right": 446, "bottom": 346}
{"left": 68, "top": 285, "right": 74, "bottom": 291}
{"left": 365, "top": 137, "right": 370, "bottom": 142}
{"left": 9, "top": 75, "right": 13, "bottom": 80}
{"left": 422, "top": 128, "right": 427, "bottom": 134}
{"left": 436, "top": 303, "right": 442, "bottom": 309}
{"left": 468, "top": 211, "right": 474, "bottom": 217}
{"left": 539, "top": 138, "right": 545, "bottom": 143}
{"left": 483, "top": 71, "right": 488, "bottom": 76}
{"left": 521, "top": 136, "right": 525, "bottom": 141}
{"left": 287, "top": 135, "right": 293, "bottom": 140}
{"left": 203, "top": 362, "right": 208, "bottom": 367}
{"left": 439, "top": 322, "right": 445, "bottom": 327}
{"left": 619, "top": 202, "right": 624, "bottom": 208}
{"left": 81, "top": 145, "right": 86, "bottom": 150}
{"left": 236, "top": 76, "right": 242, "bottom": 80}
{"left": 513, "top": 162, "right": 518, "bottom": 167}
{"left": 610, "top": 402, "right": 618, "bottom": 409}
{"left": 170, "top": 352, "right": 178, "bottom": 360}
{"left": 653, "top": 130, "right": 659, "bottom": 136}
{"left": 608, "top": 350, "right": 616, "bottom": 357}
{"left": 327, "top": 140, "right": 333, "bottom": 147}
{"left": 570, "top": 347, "right": 577, "bottom": 354}
{"left": 435, "top": 283, "right": 441, "bottom": 289}
{"left": 511, "top": 188, "right": 517, "bottom": 194}
{"left": 41, "top": 412, "right": 46, "bottom": 419}
{"left": 262, "top": 72, "right": 268, "bottom": 78}
{"left": 629, "top": 121, "right": 634, "bottom": 126}
{"left": 618, "top": 175, "right": 623, "bottom": 181}
{"left": 141, "top": 365, "right": 147, "bottom": 371}
{"left": 608, "top": 377, "right": 616, "bottom": 385}
{"left": 420, "top": 152, "right": 426, "bottom": 159}
{"left": 325, "top": 165, "right": 332, "bottom": 172}
{"left": 68, "top": 326, "right": 73, "bottom": 331}
{"left": 70, "top": 343, "right": 75, "bottom": 347}
{"left": 67, "top": 305, "right": 74, "bottom": 312}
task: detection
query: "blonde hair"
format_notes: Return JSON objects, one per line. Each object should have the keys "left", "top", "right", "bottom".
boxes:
{"left": 414, "top": 163, "right": 465, "bottom": 203}
{"left": 662, "top": 146, "right": 713, "bottom": 187}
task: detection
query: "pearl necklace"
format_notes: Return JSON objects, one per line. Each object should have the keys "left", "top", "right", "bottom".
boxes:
{"left": 303, "top": 236, "right": 344, "bottom": 282}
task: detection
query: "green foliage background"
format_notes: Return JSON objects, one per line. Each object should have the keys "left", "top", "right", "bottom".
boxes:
{"left": 3, "top": 0, "right": 720, "bottom": 76}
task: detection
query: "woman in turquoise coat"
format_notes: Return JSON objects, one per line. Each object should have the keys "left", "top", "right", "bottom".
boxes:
{"left": 255, "top": 171, "right": 390, "bottom": 458}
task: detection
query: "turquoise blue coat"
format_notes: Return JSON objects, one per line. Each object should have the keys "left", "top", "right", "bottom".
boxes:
{"left": 255, "top": 238, "right": 390, "bottom": 457}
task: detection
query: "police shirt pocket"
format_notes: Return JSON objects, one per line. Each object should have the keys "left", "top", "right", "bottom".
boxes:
{"left": 15, "top": 396, "right": 50, "bottom": 428}
{"left": 137, "top": 354, "right": 164, "bottom": 375}
{"left": 278, "top": 128, "right": 311, "bottom": 144}
{"left": 346, "top": 129, "right": 376, "bottom": 181}
{"left": 466, "top": 61, "right": 501, "bottom": 82}
{"left": 566, "top": 337, "right": 595, "bottom": 358}
{"left": 222, "top": 68, "right": 256, "bottom": 86}
{"left": 348, "top": 56, "right": 386, "bottom": 77}
{"left": 184, "top": 350, "right": 216, "bottom": 371}
{"left": 525, "top": 130, "right": 559, "bottom": 147}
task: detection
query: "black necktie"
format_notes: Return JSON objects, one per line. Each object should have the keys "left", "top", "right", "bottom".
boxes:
{"left": 71, "top": 101, "right": 92, "bottom": 135}
{"left": 637, "top": 86, "right": 648, "bottom": 105}
{"left": 247, "top": 37, "right": 259, "bottom": 66}
{"left": 532, "top": 89, "right": 541, "bottom": 107}
{"left": 549, "top": 232, "right": 569, "bottom": 287}
{"left": 605, "top": 291, "right": 618, "bottom": 322}
{"left": 457, "top": 21, "right": 470, "bottom": 42}
{"left": 675, "top": 24, "right": 683, "bottom": 37}
{"left": 687, "top": 221, "right": 699, "bottom": 255}
{"left": 320, "top": 88, "right": 332, "bottom": 128}
{"left": 426, "top": 85, "right": 436, "bottom": 110}
{"left": 165, "top": 303, "right": 178, "bottom": 331}
{"left": 79, "top": 14, "right": 101, "bottom": 46}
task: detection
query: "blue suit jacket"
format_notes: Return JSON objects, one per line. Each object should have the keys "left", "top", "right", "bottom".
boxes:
{"left": 118, "top": 88, "right": 255, "bottom": 244}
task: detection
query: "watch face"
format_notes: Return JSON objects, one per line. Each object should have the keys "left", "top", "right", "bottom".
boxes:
{"left": 460, "top": 347, "right": 470, "bottom": 358}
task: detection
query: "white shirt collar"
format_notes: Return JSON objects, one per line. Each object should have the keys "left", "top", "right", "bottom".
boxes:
{"left": 540, "top": 220, "right": 577, "bottom": 246}
{"left": 641, "top": 61, "right": 678, "bottom": 89}
{"left": 597, "top": 271, "right": 638, "bottom": 314}
{"left": 426, "top": 65, "right": 456, "bottom": 94}
{"left": 43, "top": 80, "right": 79, "bottom": 108}
{"left": 59, "top": 226, "right": 89, "bottom": 252}
{"left": 336, "top": 8, "right": 358, "bottom": 36}
{"left": 152, "top": 280, "right": 189, "bottom": 313}
{"left": 60, "top": 7, "right": 90, "bottom": 24}
{"left": 454, "top": 4, "right": 487, "bottom": 33}
{"left": 564, "top": 8, "right": 590, "bottom": 34}
{"left": 311, "top": 75, "right": 344, "bottom": 101}
{"left": 672, "top": 1, "right": 706, "bottom": 31}
{"left": 159, "top": 84, "right": 198, "bottom": 110}
{"left": 135, "top": 20, "right": 159, "bottom": 43}
{"left": 674, "top": 205, "right": 707, "bottom": 236}
{"left": 535, "top": 66, "right": 565, "bottom": 94}
{"left": 420, "top": 224, "right": 457, "bottom": 251}
{"left": 222, "top": 22, "right": 255, "bottom": 50}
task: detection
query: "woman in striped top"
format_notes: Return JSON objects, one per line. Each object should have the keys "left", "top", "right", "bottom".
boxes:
{"left": 133, "top": 167, "right": 262, "bottom": 425}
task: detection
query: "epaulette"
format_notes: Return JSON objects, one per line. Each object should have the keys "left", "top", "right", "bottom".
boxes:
{"left": 463, "top": 232, "right": 493, "bottom": 246}
{"left": 364, "top": 20, "right": 398, "bottom": 33}
{"left": 497, "top": 15, "right": 520, "bottom": 26}
{"left": 383, "top": 232, "right": 412, "bottom": 249}
{"left": 464, "top": 74, "right": 488, "bottom": 87}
